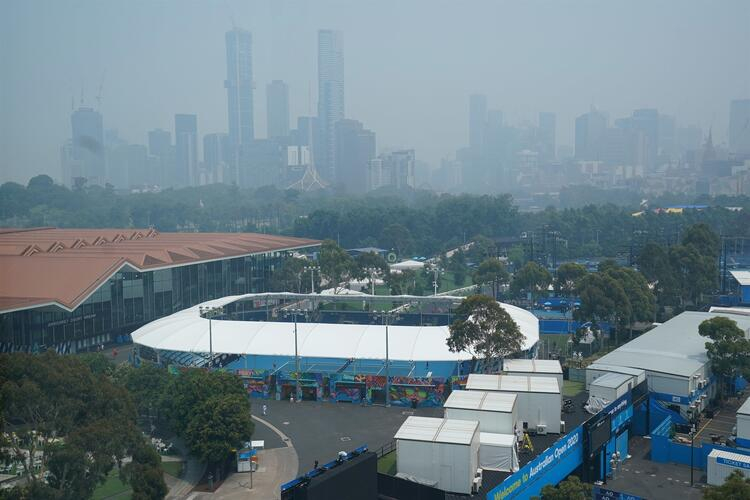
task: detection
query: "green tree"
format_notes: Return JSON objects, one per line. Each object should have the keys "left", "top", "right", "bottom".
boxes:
{"left": 535, "top": 475, "right": 591, "bottom": 500}
{"left": 318, "top": 240, "right": 356, "bottom": 292}
{"left": 268, "top": 256, "right": 308, "bottom": 292}
{"left": 354, "top": 251, "right": 389, "bottom": 284}
{"left": 601, "top": 264, "right": 656, "bottom": 327}
{"left": 472, "top": 258, "right": 510, "bottom": 298}
{"left": 669, "top": 243, "right": 717, "bottom": 305}
{"left": 554, "top": 262, "right": 588, "bottom": 296}
{"left": 379, "top": 223, "right": 415, "bottom": 257}
{"left": 115, "top": 364, "right": 171, "bottom": 421}
{"left": 510, "top": 262, "right": 552, "bottom": 300}
{"left": 575, "top": 272, "right": 630, "bottom": 344}
{"left": 699, "top": 316, "right": 750, "bottom": 397}
{"left": 637, "top": 242, "right": 679, "bottom": 308}
{"left": 702, "top": 470, "right": 750, "bottom": 499}
{"left": 184, "top": 393, "right": 255, "bottom": 465}
{"left": 77, "top": 352, "right": 116, "bottom": 377}
{"left": 120, "top": 442, "right": 168, "bottom": 500}
{"left": 447, "top": 295, "right": 523, "bottom": 368}
{"left": 447, "top": 250, "right": 469, "bottom": 287}
{"left": 682, "top": 223, "right": 720, "bottom": 259}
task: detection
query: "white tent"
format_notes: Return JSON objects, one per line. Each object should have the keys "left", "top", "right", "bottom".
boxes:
{"left": 479, "top": 433, "right": 519, "bottom": 472}
{"left": 389, "top": 259, "right": 425, "bottom": 271}
{"left": 444, "top": 390, "right": 517, "bottom": 434}
{"left": 131, "top": 293, "right": 540, "bottom": 360}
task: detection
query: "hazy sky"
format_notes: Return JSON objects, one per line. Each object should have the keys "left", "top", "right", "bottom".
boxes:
{"left": 1, "top": 0, "right": 749, "bottom": 184}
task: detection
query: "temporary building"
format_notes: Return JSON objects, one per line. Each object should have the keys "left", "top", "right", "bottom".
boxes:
{"left": 585, "top": 363, "right": 646, "bottom": 390}
{"left": 707, "top": 449, "right": 750, "bottom": 485}
{"left": 395, "top": 416, "right": 480, "bottom": 494}
{"left": 737, "top": 398, "right": 750, "bottom": 448}
{"left": 503, "top": 359, "right": 563, "bottom": 390}
{"left": 479, "top": 433, "right": 519, "bottom": 472}
{"left": 589, "top": 372, "right": 633, "bottom": 402}
{"left": 444, "top": 390, "right": 517, "bottom": 434}
{"left": 465, "top": 374, "right": 561, "bottom": 434}
{"left": 389, "top": 259, "right": 425, "bottom": 271}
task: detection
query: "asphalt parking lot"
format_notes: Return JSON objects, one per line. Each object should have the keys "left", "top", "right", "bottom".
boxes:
{"left": 256, "top": 398, "right": 442, "bottom": 474}
{"left": 692, "top": 392, "right": 748, "bottom": 446}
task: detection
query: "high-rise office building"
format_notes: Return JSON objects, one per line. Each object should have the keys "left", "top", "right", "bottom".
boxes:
{"left": 203, "top": 133, "right": 231, "bottom": 184}
{"left": 631, "top": 109, "right": 659, "bottom": 169}
{"left": 575, "top": 109, "right": 607, "bottom": 160}
{"left": 148, "top": 129, "right": 171, "bottom": 158}
{"left": 469, "top": 94, "right": 488, "bottom": 150}
{"left": 368, "top": 150, "right": 416, "bottom": 191}
{"left": 174, "top": 114, "right": 198, "bottom": 187}
{"left": 729, "top": 99, "right": 750, "bottom": 155}
{"left": 267, "top": 80, "right": 290, "bottom": 139}
{"left": 225, "top": 28, "right": 255, "bottom": 154}
{"left": 317, "top": 29, "right": 345, "bottom": 182}
{"left": 334, "top": 119, "right": 376, "bottom": 193}
{"left": 70, "top": 107, "right": 105, "bottom": 186}
{"left": 147, "top": 129, "right": 172, "bottom": 187}
{"left": 538, "top": 112, "right": 556, "bottom": 163}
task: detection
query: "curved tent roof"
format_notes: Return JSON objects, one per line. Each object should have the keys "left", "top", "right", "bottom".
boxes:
{"left": 131, "top": 293, "right": 539, "bottom": 362}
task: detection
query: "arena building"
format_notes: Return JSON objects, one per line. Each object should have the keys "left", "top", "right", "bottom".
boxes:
{"left": 0, "top": 227, "right": 319, "bottom": 353}
{"left": 131, "top": 293, "right": 540, "bottom": 407}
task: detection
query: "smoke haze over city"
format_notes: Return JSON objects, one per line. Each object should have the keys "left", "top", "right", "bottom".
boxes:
{"left": 1, "top": 0, "right": 748, "bottom": 192}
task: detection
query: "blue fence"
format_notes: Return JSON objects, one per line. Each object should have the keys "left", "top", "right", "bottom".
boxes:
{"left": 651, "top": 416, "right": 750, "bottom": 469}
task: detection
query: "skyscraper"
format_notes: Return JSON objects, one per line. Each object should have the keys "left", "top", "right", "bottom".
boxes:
{"left": 317, "top": 29, "right": 345, "bottom": 182}
{"left": 575, "top": 109, "right": 607, "bottom": 160}
{"left": 538, "top": 112, "right": 556, "bottom": 163}
{"left": 267, "top": 80, "right": 290, "bottom": 139}
{"left": 225, "top": 28, "right": 255, "bottom": 153}
{"left": 174, "top": 114, "right": 198, "bottom": 187}
{"left": 334, "top": 119, "right": 376, "bottom": 193}
{"left": 469, "top": 94, "right": 488, "bottom": 150}
{"left": 729, "top": 99, "right": 750, "bottom": 155}
{"left": 203, "top": 133, "right": 231, "bottom": 184}
{"left": 631, "top": 109, "right": 659, "bottom": 169}
{"left": 70, "top": 106, "right": 105, "bottom": 185}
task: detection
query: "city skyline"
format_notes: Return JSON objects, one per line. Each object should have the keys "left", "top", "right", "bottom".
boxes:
{"left": 2, "top": 0, "right": 749, "bottom": 185}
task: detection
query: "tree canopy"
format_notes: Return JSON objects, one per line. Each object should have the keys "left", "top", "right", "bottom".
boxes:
{"left": 535, "top": 475, "right": 591, "bottom": 500}
{"left": 473, "top": 258, "right": 510, "bottom": 298}
{"left": 510, "top": 262, "right": 552, "bottom": 299}
{"left": 699, "top": 316, "right": 750, "bottom": 395}
{"left": 447, "top": 295, "right": 524, "bottom": 365}
{"left": 702, "top": 470, "right": 750, "bottom": 499}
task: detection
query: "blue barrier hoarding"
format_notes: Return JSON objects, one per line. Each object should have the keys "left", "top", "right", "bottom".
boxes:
{"left": 487, "top": 426, "right": 583, "bottom": 500}
{"left": 593, "top": 486, "right": 644, "bottom": 500}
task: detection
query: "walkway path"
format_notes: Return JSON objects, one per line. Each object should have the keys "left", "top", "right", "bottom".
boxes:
{"left": 165, "top": 439, "right": 205, "bottom": 500}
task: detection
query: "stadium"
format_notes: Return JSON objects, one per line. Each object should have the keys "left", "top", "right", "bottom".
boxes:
{"left": 131, "top": 292, "right": 539, "bottom": 407}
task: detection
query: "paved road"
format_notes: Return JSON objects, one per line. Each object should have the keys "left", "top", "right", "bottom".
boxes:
{"left": 165, "top": 438, "right": 205, "bottom": 500}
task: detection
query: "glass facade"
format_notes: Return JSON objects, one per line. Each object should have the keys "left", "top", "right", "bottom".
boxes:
{"left": 0, "top": 252, "right": 290, "bottom": 352}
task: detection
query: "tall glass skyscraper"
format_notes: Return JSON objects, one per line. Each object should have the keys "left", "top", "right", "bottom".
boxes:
{"left": 225, "top": 28, "right": 255, "bottom": 152}
{"left": 174, "top": 114, "right": 198, "bottom": 187}
{"left": 70, "top": 107, "right": 105, "bottom": 185}
{"left": 266, "top": 80, "right": 290, "bottom": 139}
{"left": 317, "top": 30, "right": 345, "bottom": 182}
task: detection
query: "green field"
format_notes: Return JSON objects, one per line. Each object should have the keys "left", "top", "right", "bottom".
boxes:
{"left": 161, "top": 460, "right": 183, "bottom": 478}
{"left": 563, "top": 380, "right": 585, "bottom": 397}
{"left": 377, "top": 452, "right": 396, "bottom": 475}
{"left": 92, "top": 469, "right": 131, "bottom": 500}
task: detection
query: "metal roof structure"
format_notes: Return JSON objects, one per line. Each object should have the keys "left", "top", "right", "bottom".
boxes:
{"left": 465, "top": 374, "right": 560, "bottom": 394}
{"left": 503, "top": 358, "right": 562, "bottom": 374}
{"left": 443, "top": 390, "right": 517, "bottom": 413}
{"left": 395, "top": 416, "right": 478, "bottom": 445}
{"left": 730, "top": 270, "right": 750, "bottom": 286}
{"left": 586, "top": 363, "right": 646, "bottom": 378}
{"left": 738, "top": 397, "right": 750, "bottom": 417}
{"left": 595, "top": 311, "right": 750, "bottom": 378}
{"left": 589, "top": 372, "right": 632, "bottom": 389}
{"left": 131, "top": 293, "right": 540, "bottom": 361}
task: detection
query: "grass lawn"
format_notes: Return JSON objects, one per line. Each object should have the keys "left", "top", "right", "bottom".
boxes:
{"left": 563, "top": 380, "right": 585, "bottom": 397}
{"left": 161, "top": 460, "right": 183, "bottom": 478}
{"left": 92, "top": 469, "right": 131, "bottom": 500}
{"left": 377, "top": 452, "right": 396, "bottom": 475}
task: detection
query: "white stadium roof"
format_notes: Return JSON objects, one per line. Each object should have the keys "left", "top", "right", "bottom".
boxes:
{"left": 131, "top": 293, "right": 539, "bottom": 362}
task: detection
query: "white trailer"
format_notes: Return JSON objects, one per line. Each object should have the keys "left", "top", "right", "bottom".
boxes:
{"left": 503, "top": 359, "right": 563, "bottom": 390}
{"left": 479, "top": 432, "right": 519, "bottom": 472}
{"left": 444, "top": 390, "right": 518, "bottom": 434}
{"left": 589, "top": 372, "right": 633, "bottom": 402}
{"left": 395, "top": 416, "right": 480, "bottom": 494}
{"left": 707, "top": 449, "right": 750, "bottom": 485}
{"left": 585, "top": 363, "right": 646, "bottom": 390}
{"left": 466, "top": 374, "right": 561, "bottom": 434}
{"left": 737, "top": 398, "right": 750, "bottom": 448}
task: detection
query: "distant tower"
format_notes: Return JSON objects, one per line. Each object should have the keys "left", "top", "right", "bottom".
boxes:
{"left": 729, "top": 99, "right": 750, "bottom": 155}
{"left": 317, "top": 29, "right": 345, "bottom": 182}
{"left": 267, "top": 80, "right": 290, "bottom": 139}
{"left": 469, "top": 94, "right": 487, "bottom": 150}
{"left": 538, "top": 112, "right": 556, "bottom": 163}
{"left": 70, "top": 107, "right": 105, "bottom": 185}
{"left": 225, "top": 28, "right": 255, "bottom": 151}
{"left": 174, "top": 114, "right": 198, "bottom": 187}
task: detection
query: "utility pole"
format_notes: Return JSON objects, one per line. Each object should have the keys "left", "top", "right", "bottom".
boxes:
{"left": 374, "top": 311, "right": 396, "bottom": 407}
{"left": 305, "top": 265, "right": 320, "bottom": 294}
{"left": 199, "top": 305, "right": 224, "bottom": 369}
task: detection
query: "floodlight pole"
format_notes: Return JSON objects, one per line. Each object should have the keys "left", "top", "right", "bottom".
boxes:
{"left": 294, "top": 311, "right": 301, "bottom": 402}
{"left": 385, "top": 315, "right": 390, "bottom": 407}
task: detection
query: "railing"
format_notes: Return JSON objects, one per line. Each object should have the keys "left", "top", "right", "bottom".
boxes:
{"left": 375, "top": 439, "right": 396, "bottom": 458}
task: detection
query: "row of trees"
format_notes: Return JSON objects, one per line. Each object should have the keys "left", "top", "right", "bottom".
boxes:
{"left": 0, "top": 353, "right": 167, "bottom": 500}
{"left": 3, "top": 176, "right": 749, "bottom": 262}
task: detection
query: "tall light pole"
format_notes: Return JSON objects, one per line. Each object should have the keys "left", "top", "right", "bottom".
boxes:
{"left": 428, "top": 264, "right": 443, "bottom": 296}
{"left": 284, "top": 308, "right": 305, "bottom": 402}
{"left": 304, "top": 265, "right": 320, "bottom": 294}
{"left": 365, "top": 267, "right": 379, "bottom": 296}
{"left": 199, "top": 305, "right": 224, "bottom": 369}
{"left": 374, "top": 311, "right": 396, "bottom": 407}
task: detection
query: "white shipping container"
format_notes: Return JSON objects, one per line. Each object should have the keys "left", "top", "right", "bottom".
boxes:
{"left": 503, "top": 359, "right": 564, "bottom": 391}
{"left": 479, "top": 432, "right": 519, "bottom": 472}
{"left": 444, "top": 390, "right": 517, "bottom": 434}
{"left": 707, "top": 449, "right": 750, "bottom": 486}
{"left": 466, "top": 374, "right": 561, "bottom": 433}
{"left": 737, "top": 398, "right": 750, "bottom": 444}
{"left": 395, "top": 417, "right": 480, "bottom": 494}
{"left": 589, "top": 372, "right": 633, "bottom": 402}
{"left": 585, "top": 363, "right": 646, "bottom": 390}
